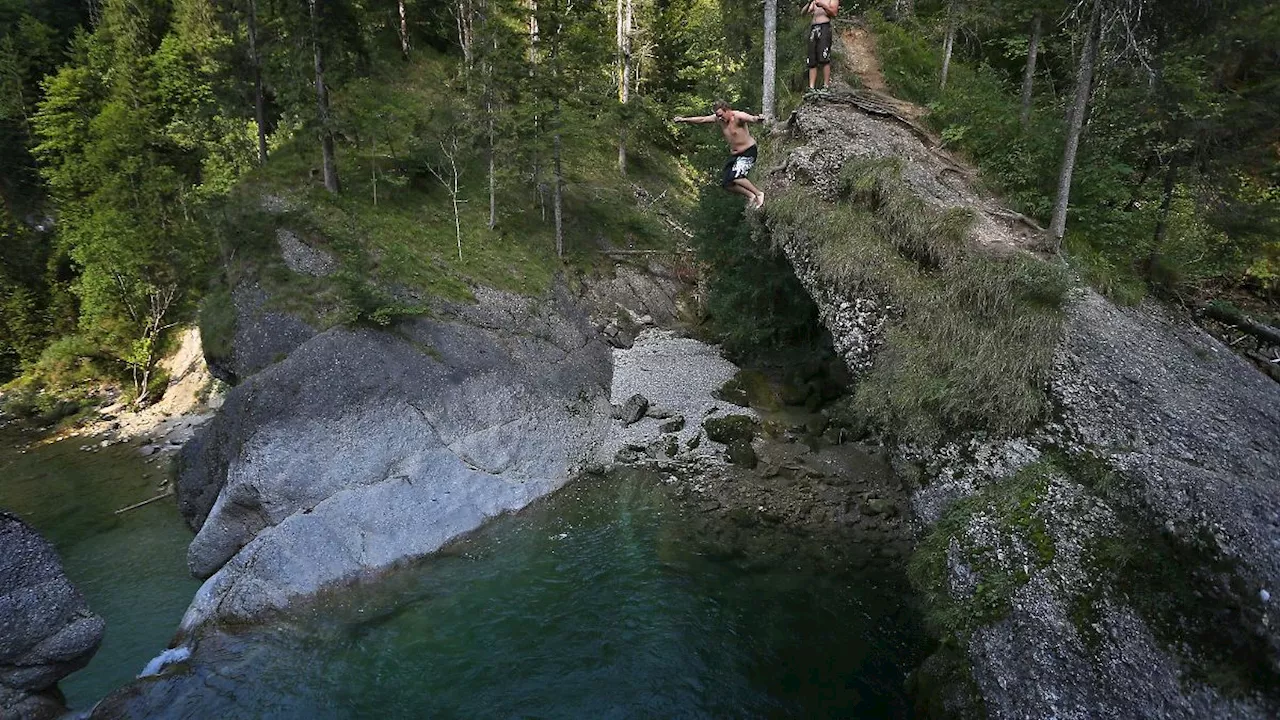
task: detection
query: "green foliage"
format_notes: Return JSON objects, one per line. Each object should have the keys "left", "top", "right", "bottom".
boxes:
{"left": 333, "top": 271, "right": 425, "bottom": 328}
{"left": 769, "top": 157, "right": 1069, "bottom": 444}
{"left": 868, "top": 4, "right": 1280, "bottom": 307}
{"left": 197, "top": 287, "right": 235, "bottom": 362}
{"left": 689, "top": 184, "right": 824, "bottom": 358}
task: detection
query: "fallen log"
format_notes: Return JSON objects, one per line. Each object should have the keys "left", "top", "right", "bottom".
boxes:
{"left": 1203, "top": 302, "right": 1280, "bottom": 348}
{"left": 113, "top": 489, "right": 174, "bottom": 516}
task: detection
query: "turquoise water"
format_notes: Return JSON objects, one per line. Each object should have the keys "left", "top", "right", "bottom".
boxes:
{"left": 0, "top": 430, "right": 200, "bottom": 709}
{"left": 111, "top": 471, "right": 924, "bottom": 718}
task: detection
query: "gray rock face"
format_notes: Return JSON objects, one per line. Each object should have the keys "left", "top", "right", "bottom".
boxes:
{"left": 1054, "top": 290, "right": 1280, "bottom": 605}
{"left": 204, "top": 283, "right": 318, "bottom": 387}
{"left": 583, "top": 261, "right": 684, "bottom": 327}
{"left": 1, "top": 512, "right": 104, "bottom": 719}
{"left": 276, "top": 229, "right": 337, "bottom": 278}
{"left": 175, "top": 287, "right": 612, "bottom": 632}
{"left": 776, "top": 93, "right": 1280, "bottom": 716}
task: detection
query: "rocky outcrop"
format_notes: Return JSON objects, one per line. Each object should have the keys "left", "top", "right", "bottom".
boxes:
{"left": 174, "top": 286, "right": 612, "bottom": 632}
{"left": 204, "top": 283, "right": 318, "bottom": 386}
{"left": 275, "top": 229, "right": 337, "bottom": 278}
{"left": 768, "top": 90, "right": 1280, "bottom": 717}
{"left": 1, "top": 512, "right": 104, "bottom": 720}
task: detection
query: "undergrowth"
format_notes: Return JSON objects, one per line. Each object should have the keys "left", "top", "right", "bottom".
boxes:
{"left": 867, "top": 12, "right": 1275, "bottom": 306}
{"left": 767, "top": 155, "right": 1069, "bottom": 445}
{"left": 206, "top": 48, "right": 691, "bottom": 333}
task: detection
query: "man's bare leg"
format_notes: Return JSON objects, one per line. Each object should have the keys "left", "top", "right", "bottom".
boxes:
{"left": 808, "top": 67, "right": 817, "bottom": 90}
{"left": 733, "top": 178, "right": 764, "bottom": 208}
{"left": 725, "top": 182, "right": 756, "bottom": 206}
{"left": 822, "top": 64, "right": 831, "bottom": 88}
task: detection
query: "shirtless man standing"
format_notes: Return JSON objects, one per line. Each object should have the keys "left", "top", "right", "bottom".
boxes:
{"left": 673, "top": 99, "right": 766, "bottom": 208}
{"left": 803, "top": 0, "right": 839, "bottom": 91}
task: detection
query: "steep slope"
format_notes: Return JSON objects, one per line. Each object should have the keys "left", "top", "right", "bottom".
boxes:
{"left": 761, "top": 23, "right": 1280, "bottom": 719}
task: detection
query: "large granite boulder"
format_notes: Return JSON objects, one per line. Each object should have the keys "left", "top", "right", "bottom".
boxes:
{"left": 1, "top": 512, "right": 104, "bottom": 720}
{"left": 174, "top": 286, "right": 613, "bottom": 633}
{"left": 772, "top": 86, "right": 1280, "bottom": 716}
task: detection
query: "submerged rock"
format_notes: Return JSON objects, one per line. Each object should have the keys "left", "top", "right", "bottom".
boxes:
{"left": 726, "top": 441, "right": 757, "bottom": 469}
{"left": 0, "top": 512, "right": 104, "bottom": 720}
{"left": 702, "top": 415, "right": 759, "bottom": 445}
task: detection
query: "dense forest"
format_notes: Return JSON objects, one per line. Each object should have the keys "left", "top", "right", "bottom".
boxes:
{"left": 0, "top": 0, "right": 1276, "bottom": 414}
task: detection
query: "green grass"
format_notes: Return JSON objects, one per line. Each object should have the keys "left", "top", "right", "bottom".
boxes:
{"left": 214, "top": 50, "right": 692, "bottom": 325}
{"left": 766, "top": 154, "right": 1069, "bottom": 445}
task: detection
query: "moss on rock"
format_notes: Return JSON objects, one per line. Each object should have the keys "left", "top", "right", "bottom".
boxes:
{"left": 701, "top": 414, "right": 759, "bottom": 445}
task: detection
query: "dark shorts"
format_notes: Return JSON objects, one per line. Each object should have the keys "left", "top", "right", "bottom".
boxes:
{"left": 808, "top": 21, "right": 833, "bottom": 68}
{"left": 721, "top": 144, "right": 758, "bottom": 188}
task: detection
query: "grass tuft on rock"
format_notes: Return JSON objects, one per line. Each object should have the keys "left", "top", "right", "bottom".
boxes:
{"left": 767, "top": 156, "right": 1069, "bottom": 444}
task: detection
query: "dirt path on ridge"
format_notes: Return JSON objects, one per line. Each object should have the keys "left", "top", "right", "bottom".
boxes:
{"left": 841, "top": 23, "right": 888, "bottom": 93}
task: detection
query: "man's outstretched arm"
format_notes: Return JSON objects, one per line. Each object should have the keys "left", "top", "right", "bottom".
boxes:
{"left": 735, "top": 111, "right": 766, "bottom": 123}
{"left": 673, "top": 115, "right": 717, "bottom": 124}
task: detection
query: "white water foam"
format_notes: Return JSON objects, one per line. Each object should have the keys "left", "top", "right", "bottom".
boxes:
{"left": 137, "top": 645, "right": 191, "bottom": 678}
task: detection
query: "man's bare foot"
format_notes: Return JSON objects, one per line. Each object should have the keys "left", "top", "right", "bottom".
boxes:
{"left": 754, "top": 192, "right": 765, "bottom": 209}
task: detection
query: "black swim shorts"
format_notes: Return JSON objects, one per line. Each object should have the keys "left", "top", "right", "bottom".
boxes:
{"left": 721, "top": 144, "right": 758, "bottom": 188}
{"left": 808, "top": 21, "right": 833, "bottom": 69}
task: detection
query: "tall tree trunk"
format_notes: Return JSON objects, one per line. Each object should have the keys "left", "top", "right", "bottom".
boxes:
{"left": 553, "top": 121, "right": 563, "bottom": 258}
{"left": 398, "top": 0, "right": 410, "bottom": 58}
{"left": 457, "top": 0, "right": 474, "bottom": 67}
{"left": 486, "top": 17, "right": 497, "bottom": 230}
{"left": 309, "top": 0, "right": 339, "bottom": 193}
{"left": 940, "top": 2, "right": 958, "bottom": 90}
{"left": 893, "top": 0, "right": 914, "bottom": 19}
{"left": 617, "top": 0, "right": 632, "bottom": 174}
{"left": 249, "top": 0, "right": 272, "bottom": 162}
{"left": 1050, "top": 0, "right": 1102, "bottom": 246}
{"left": 1152, "top": 158, "right": 1178, "bottom": 249}
{"left": 762, "top": 0, "right": 777, "bottom": 121}
{"left": 529, "top": 0, "right": 541, "bottom": 216}
{"left": 488, "top": 109, "right": 496, "bottom": 229}
{"left": 1019, "top": 13, "right": 1042, "bottom": 131}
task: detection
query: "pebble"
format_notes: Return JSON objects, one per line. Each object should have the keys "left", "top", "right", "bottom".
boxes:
{"left": 1261, "top": 589, "right": 1271, "bottom": 603}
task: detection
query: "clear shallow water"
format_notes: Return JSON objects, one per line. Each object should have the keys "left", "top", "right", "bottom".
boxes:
{"left": 117, "top": 471, "right": 924, "bottom": 719}
{"left": 0, "top": 430, "right": 200, "bottom": 709}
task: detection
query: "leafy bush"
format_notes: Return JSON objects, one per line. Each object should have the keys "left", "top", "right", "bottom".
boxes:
{"left": 198, "top": 287, "right": 237, "bottom": 363}
{"left": 334, "top": 272, "right": 425, "bottom": 328}
{"left": 688, "top": 186, "right": 825, "bottom": 359}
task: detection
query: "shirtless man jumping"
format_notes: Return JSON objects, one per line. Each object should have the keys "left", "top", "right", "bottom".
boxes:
{"left": 803, "top": 0, "right": 839, "bottom": 92}
{"left": 673, "top": 100, "right": 766, "bottom": 209}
